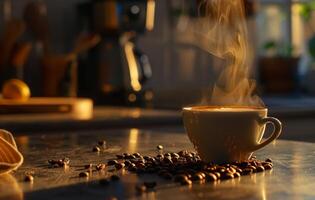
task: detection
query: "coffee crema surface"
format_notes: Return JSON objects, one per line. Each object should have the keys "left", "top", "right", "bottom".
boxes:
{"left": 184, "top": 106, "right": 266, "bottom": 112}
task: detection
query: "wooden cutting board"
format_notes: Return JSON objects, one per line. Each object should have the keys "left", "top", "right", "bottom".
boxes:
{"left": 0, "top": 98, "right": 93, "bottom": 117}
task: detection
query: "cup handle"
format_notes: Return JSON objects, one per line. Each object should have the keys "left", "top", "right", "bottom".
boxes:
{"left": 252, "top": 117, "right": 282, "bottom": 151}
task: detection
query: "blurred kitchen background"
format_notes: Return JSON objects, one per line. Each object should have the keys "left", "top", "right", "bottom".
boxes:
{"left": 1, "top": 0, "right": 315, "bottom": 142}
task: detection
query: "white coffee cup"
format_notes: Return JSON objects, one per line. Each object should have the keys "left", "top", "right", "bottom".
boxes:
{"left": 182, "top": 106, "right": 282, "bottom": 163}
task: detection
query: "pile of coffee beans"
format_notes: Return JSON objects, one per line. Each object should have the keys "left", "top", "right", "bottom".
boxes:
{"left": 109, "top": 150, "right": 273, "bottom": 186}
{"left": 43, "top": 143, "right": 273, "bottom": 191}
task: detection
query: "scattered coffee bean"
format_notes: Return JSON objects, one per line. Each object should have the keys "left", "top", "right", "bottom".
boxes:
{"left": 110, "top": 175, "right": 120, "bottom": 181}
{"left": 233, "top": 172, "right": 241, "bottom": 178}
{"left": 221, "top": 172, "right": 234, "bottom": 180}
{"left": 157, "top": 145, "right": 163, "bottom": 150}
{"left": 265, "top": 158, "right": 272, "bottom": 163}
{"left": 107, "top": 160, "right": 118, "bottom": 166}
{"left": 205, "top": 173, "right": 217, "bottom": 182}
{"left": 263, "top": 163, "right": 273, "bottom": 170}
{"left": 24, "top": 175, "right": 34, "bottom": 182}
{"left": 115, "top": 163, "right": 125, "bottom": 170}
{"left": 214, "top": 172, "right": 221, "bottom": 179}
{"left": 133, "top": 153, "right": 141, "bottom": 158}
{"left": 181, "top": 179, "right": 192, "bottom": 186}
{"left": 93, "top": 146, "right": 100, "bottom": 152}
{"left": 250, "top": 155, "right": 257, "bottom": 160}
{"left": 191, "top": 173, "right": 204, "bottom": 181}
{"left": 79, "top": 172, "right": 89, "bottom": 178}
{"left": 242, "top": 168, "right": 253, "bottom": 175}
{"left": 174, "top": 174, "right": 188, "bottom": 182}
{"left": 256, "top": 165, "right": 265, "bottom": 172}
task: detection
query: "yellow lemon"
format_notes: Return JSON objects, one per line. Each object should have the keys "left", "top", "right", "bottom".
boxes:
{"left": 2, "top": 79, "right": 31, "bottom": 101}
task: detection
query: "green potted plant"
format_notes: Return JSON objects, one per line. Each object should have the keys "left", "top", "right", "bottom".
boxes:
{"left": 259, "top": 40, "right": 300, "bottom": 94}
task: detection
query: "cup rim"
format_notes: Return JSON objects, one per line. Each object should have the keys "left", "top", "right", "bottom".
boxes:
{"left": 183, "top": 106, "right": 267, "bottom": 112}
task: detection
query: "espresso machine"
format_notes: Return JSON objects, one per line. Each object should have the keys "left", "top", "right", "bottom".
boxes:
{"left": 77, "top": 0, "right": 155, "bottom": 106}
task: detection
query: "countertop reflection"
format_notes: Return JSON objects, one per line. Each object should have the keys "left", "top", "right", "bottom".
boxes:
{"left": 1, "top": 129, "right": 314, "bottom": 199}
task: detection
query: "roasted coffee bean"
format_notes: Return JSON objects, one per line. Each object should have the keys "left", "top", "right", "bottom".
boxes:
{"left": 180, "top": 179, "right": 192, "bottom": 186}
{"left": 213, "top": 172, "right": 221, "bottom": 179}
{"left": 171, "top": 153, "right": 180, "bottom": 158}
{"left": 221, "top": 172, "right": 234, "bottom": 180}
{"left": 233, "top": 172, "right": 241, "bottom": 178}
{"left": 124, "top": 160, "right": 132, "bottom": 167}
{"left": 48, "top": 159, "right": 65, "bottom": 167}
{"left": 128, "top": 166, "right": 137, "bottom": 172}
{"left": 250, "top": 161, "right": 258, "bottom": 167}
{"left": 144, "top": 181, "right": 157, "bottom": 189}
{"left": 98, "top": 140, "right": 106, "bottom": 147}
{"left": 174, "top": 174, "right": 189, "bottom": 182}
{"left": 205, "top": 173, "right": 217, "bottom": 182}
{"left": 143, "top": 156, "right": 151, "bottom": 160}
{"left": 123, "top": 153, "right": 131, "bottom": 157}
{"left": 96, "top": 164, "right": 106, "bottom": 171}
{"left": 198, "top": 172, "right": 206, "bottom": 179}
{"left": 163, "top": 157, "right": 173, "bottom": 164}
{"left": 227, "top": 167, "right": 236, "bottom": 174}
{"left": 133, "top": 153, "right": 141, "bottom": 158}
{"left": 248, "top": 166, "right": 256, "bottom": 172}
{"left": 157, "top": 145, "right": 163, "bottom": 150}
{"left": 265, "top": 158, "right": 272, "bottom": 163}
{"left": 125, "top": 155, "right": 136, "bottom": 160}
{"left": 99, "top": 178, "right": 110, "bottom": 185}
{"left": 24, "top": 175, "right": 34, "bottom": 182}
{"left": 242, "top": 168, "right": 253, "bottom": 175}
{"left": 136, "top": 163, "right": 145, "bottom": 169}
{"left": 178, "top": 150, "right": 188, "bottom": 157}
{"left": 191, "top": 173, "right": 204, "bottom": 181}
{"left": 116, "top": 154, "right": 124, "bottom": 159}
{"left": 107, "top": 160, "right": 118, "bottom": 166}
{"left": 79, "top": 172, "right": 89, "bottom": 178}
{"left": 115, "top": 163, "right": 125, "bottom": 170}
{"left": 136, "top": 184, "right": 147, "bottom": 193}
{"left": 262, "top": 161, "right": 273, "bottom": 167}
{"left": 85, "top": 164, "right": 93, "bottom": 169}
{"left": 164, "top": 153, "right": 171, "bottom": 157}
{"left": 110, "top": 175, "right": 120, "bottom": 181}
{"left": 263, "top": 164, "right": 273, "bottom": 170}
{"left": 93, "top": 146, "right": 101, "bottom": 152}
{"left": 256, "top": 165, "right": 265, "bottom": 172}
{"left": 156, "top": 154, "right": 164, "bottom": 159}
{"left": 48, "top": 160, "right": 57, "bottom": 165}
{"left": 250, "top": 155, "right": 257, "bottom": 160}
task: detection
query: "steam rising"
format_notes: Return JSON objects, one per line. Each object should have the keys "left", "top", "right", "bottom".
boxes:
{"left": 197, "top": 0, "right": 264, "bottom": 107}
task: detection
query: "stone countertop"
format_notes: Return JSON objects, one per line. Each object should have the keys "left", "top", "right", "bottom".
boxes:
{"left": 2, "top": 128, "right": 315, "bottom": 200}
